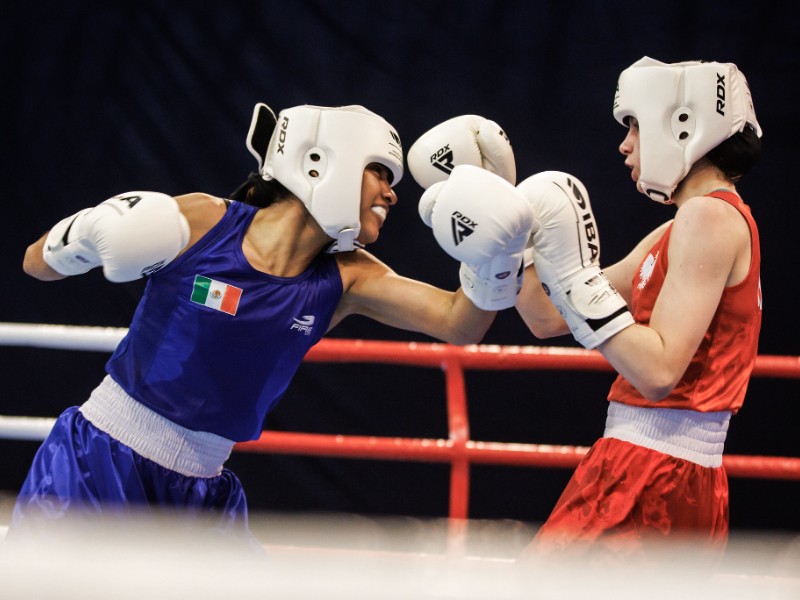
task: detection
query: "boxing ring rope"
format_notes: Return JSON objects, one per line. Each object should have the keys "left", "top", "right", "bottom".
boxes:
{"left": 2, "top": 322, "right": 800, "bottom": 525}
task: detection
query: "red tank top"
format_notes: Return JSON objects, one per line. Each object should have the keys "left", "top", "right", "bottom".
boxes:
{"left": 607, "top": 191, "right": 761, "bottom": 414}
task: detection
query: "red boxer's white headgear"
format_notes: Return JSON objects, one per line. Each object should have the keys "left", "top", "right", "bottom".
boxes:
{"left": 245, "top": 103, "right": 403, "bottom": 251}
{"left": 613, "top": 56, "right": 762, "bottom": 203}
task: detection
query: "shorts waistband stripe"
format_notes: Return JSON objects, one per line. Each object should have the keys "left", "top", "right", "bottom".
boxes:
{"left": 603, "top": 401, "right": 730, "bottom": 468}
{"left": 79, "top": 375, "right": 234, "bottom": 478}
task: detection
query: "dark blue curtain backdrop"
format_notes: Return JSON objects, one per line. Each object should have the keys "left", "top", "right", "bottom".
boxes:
{"left": 2, "top": 1, "right": 798, "bottom": 532}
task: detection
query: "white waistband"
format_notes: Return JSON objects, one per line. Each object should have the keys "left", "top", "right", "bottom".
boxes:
{"left": 603, "top": 401, "right": 731, "bottom": 468}
{"left": 79, "top": 375, "right": 235, "bottom": 478}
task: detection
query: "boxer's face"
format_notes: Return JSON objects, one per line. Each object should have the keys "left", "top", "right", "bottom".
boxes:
{"left": 357, "top": 163, "right": 397, "bottom": 245}
{"left": 619, "top": 117, "right": 641, "bottom": 189}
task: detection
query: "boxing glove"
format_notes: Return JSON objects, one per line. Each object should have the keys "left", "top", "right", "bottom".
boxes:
{"left": 420, "top": 165, "right": 533, "bottom": 310}
{"left": 517, "top": 171, "right": 634, "bottom": 348}
{"left": 407, "top": 115, "right": 516, "bottom": 189}
{"left": 43, "top": 191, "right": 190, "bottom": 282}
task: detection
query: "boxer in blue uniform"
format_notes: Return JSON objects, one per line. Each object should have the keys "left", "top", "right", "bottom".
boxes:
{"left": 17, "top": 103, "right": 534, "bottom": 541}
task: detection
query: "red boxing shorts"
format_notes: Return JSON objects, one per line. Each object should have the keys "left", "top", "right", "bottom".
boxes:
{"left": 526, "top": 437, "right": 729, "bottom": 561}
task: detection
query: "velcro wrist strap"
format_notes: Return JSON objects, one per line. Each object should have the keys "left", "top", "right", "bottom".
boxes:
{"left": 544, "top": 267, "right": 634, "bottom": 349}
{"left": 565, "top": 306, "right": 635, "bottom": 349}
{"left": 459, "top": 262, "right": 521, "bottom": 311}
{"left": 42, "top": 209, "right": 101, "bottom": 276}
{"left": 566, "top": 268, "right": 633, "bottom": 348}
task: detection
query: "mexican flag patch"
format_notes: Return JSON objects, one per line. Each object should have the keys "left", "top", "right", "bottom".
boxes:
{"left": 190, "top": 275, "right": 242, "bottom": 315}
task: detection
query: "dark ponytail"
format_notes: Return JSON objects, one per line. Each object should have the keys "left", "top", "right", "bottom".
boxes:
{"left": 706, "top": 125, "right": 762, "bottom": 183}
{"left": 229, "top": 173, "right": 293, "bottom": 208}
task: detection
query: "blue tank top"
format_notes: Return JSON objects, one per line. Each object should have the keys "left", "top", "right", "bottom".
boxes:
{"left": 106, "top": 201, "right": 343, "bottom": 441}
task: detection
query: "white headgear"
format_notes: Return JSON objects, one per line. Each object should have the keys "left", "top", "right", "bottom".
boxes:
{"left": 613, "top": 56, "right": 762, "bottom": 203}
{"left": 244, "top": 103, "right": 403, "bottom": 251}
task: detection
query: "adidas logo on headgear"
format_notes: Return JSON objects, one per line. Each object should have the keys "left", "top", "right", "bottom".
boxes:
{"left": 450, "top": 211, "right": 478, "bottom": 246}
{"left": 429, "top": 144, "right": 455, "bottom": 176}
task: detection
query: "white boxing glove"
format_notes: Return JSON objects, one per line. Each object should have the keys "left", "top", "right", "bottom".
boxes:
{"left": 407, "top": 115, "right": 516, "bottom": 189}
{"left": 43, "top": 191, "right": 190, "bottom": 282}
{"left": 517, "top": 171, "right": 634, "bottom": 348}
{"left": 420, "top": 165, "right": 533, "bottom": 310}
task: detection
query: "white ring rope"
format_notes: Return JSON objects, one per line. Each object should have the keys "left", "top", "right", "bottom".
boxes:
{"left": 0, "top": 322, "right": 127, "bottom": 352}
{"left": 0, "top": 416, "right": 56, "bottom": 441}
{"left": 0, "top": 322, "right": 126, "bottom": 440}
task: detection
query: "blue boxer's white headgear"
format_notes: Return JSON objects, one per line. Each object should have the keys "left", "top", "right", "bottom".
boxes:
{"left": 244, "top": 103, "right": 403, "bottom": 251}
{"left": 613, "top": 56, "right": 762, "bottom": 203}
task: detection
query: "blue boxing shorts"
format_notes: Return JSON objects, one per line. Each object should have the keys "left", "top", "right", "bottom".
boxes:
{"left": 8, "top": 405, "right": 255, "bottom": 546}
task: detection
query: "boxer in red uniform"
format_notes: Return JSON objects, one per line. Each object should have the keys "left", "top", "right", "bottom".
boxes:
{"left": 515, "top": 57, "right": 763, "bottom": 561}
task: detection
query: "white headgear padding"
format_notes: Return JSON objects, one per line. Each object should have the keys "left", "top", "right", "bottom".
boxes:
{"left": 613, "top": 56, "right": 762, "bottom": 203}
{"left": 244, "top": 103, "right": 403, "bottom": 251}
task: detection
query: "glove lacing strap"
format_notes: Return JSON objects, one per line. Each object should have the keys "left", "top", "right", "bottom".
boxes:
{"left": 80, "top": 375, "right": 235, "bottom": 478}
{"left": 603, "top": 401, "right": 731, "bottom": 468}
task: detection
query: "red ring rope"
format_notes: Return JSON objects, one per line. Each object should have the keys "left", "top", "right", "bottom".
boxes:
{"left": 235, "top": 338, "right": 800, "bottom": 521}
{"left": 0, "top": 325, "right": 797, "bottom": 521}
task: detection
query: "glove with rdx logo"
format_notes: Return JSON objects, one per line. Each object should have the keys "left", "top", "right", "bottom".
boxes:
{"left": 419, "top": 165, "right": 533, "bottom": 311}
{"left": 407, "top": 114, "right": 516, "bottom": 189}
